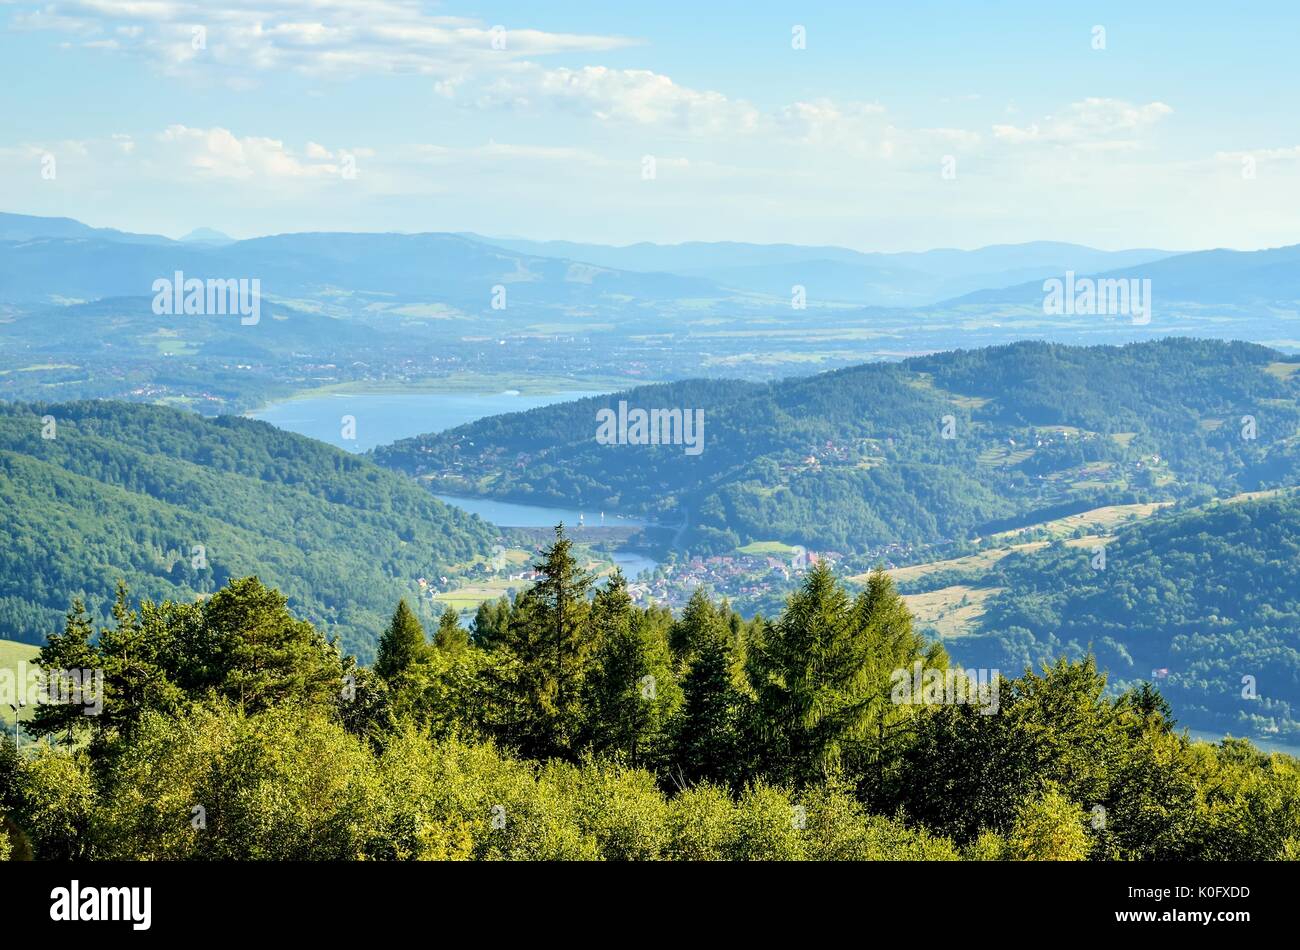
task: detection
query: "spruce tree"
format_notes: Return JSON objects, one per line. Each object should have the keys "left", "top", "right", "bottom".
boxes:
{"left": 584, "top": 571, "right": 680, "bottom": 766}
{"left": 498, "top": 524, "right": 594, "bottom": 759}
{"left": 674, "top": 607, "right": 743, "bottom": 787}
{"left": 434, "top": 605, "right": 470, "bottom": 654}
{"left": 30, "top": 599, "right": 99, "bottom": 742}
{"left": 375, "top": 599, "right": 429, "bottom": 681}
{"left": 471, "top": 595, "right": 512, "bottom": 649}
{"left": 670, "top": 587, "right": 719, "bottom": 666}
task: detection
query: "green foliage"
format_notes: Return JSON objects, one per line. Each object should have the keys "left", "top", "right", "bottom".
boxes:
{"left": 374, "top": 339, "right": 1300, "bottom": 555}
{"left": 966, "top": 491, "right": 1300, "bottom": 739}
{"left": 0, "top": 400, "right": 496, "bottom": 660}
{"left": 375, "top": 600, "right": 429, "bottom": 681}
{"left": 433, "top": 605, "right": 470, "bottom": 655}
{"left": 584, "top": 572, "right": 681, "bottom": 769}
{"left": 1008, "top": 786, "right": 1091, "bottom": 861}
{"left": 490, "top": 527, "right": 596, "bottom": 759}
{"left": 671, "top": 592, "right": 746, "bottom": 787}
{"left": 6, "top": 565, "right": 1299, "bottom": 862}
{"left": 751, "top": 565, "right": 941, "bottom": 787}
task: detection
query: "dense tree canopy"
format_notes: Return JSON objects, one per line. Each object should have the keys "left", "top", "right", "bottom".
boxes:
{"left": 0, "top": 400, "right": 497, "bottom": 660}
{"left": 4, "top": 529, "right": 1297, "bottom": 862}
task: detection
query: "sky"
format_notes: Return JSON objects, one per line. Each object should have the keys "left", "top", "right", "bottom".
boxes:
{"left": 2, "top": 1, "right": 1298, "bottom": 251}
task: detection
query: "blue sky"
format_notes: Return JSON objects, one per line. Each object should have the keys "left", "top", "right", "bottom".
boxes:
{"left": 2, "top": 1, "right": 1298, "bottom": 251}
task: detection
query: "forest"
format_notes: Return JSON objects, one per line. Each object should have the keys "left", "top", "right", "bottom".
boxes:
{"left": 944, "top": 491, "right": 1300, "bottom": 741}
{"left": 0, "top": 400, "right": 497, "bottom": 660}
{"left": 3, "top": 527, "right": 1297, "bottom": 862}
{"left": 374, "top": 338, "right": 1300, "bottom": 554}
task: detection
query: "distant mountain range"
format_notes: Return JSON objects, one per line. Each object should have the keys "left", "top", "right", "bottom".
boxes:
{"left": 467, "top": 235, "right": 1178, "bottom": 306}
{"left": 0, "top": 220, "right": 717, "bottom": 308}
{"left": 948, "top": 243, "right": 1300, "bottom": 308}
{"left": 0, "top": 212, "right": 172, "bottom": 246}
{"left": 5, "top": 210, "right": 1298, "bottom": 314}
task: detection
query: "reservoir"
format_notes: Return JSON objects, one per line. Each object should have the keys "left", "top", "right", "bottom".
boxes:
{"left": 248, "top": 389, "right": 602, "bottom": 452}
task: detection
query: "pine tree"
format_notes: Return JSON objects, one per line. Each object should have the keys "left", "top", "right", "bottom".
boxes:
{"left": 375, "top": 599, "right": 429, "bottom": 682}
{"left": 584, "top": 571, "right": 680, "bottom": 766}
{"left": 749, "top": 564, "right": 934, "bottom": 786}
{"left": 434, "top": 605, "right": 470, "bottom": 654}
{"left": 496, "top": 525, "right": 594, "bottom": 759}
{"left": 673, "top": 606, "right": 743, "bottom": 787}
{"left": 202, "top": 576, "right": 343, "bottom": 711}
{"left": 30, "top": 599, "right": 99, "bottom": 742}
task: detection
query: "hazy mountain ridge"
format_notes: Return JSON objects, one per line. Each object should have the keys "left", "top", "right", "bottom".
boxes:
{"left": 374, "top": 338, "right": 1300, "bottom": 554}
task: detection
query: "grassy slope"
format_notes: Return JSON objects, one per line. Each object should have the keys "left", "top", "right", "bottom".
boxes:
{"left": 0, "top": 638, "right": 40, "bottom": 729}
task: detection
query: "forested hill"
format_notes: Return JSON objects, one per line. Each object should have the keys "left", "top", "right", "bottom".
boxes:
{"left": 373, "top": 338, "right": 1300, "bottom": 554}
{"left": 0, "top": 401, "right": 497, "bottom": 659}
{"left": 947, "top": 490, "right": 1300, "bottom": 741}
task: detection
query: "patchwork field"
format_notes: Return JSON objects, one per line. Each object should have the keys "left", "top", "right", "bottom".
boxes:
{"left": 987, "top": 502, "right": 1172, "bottom": 543}
{"left": 901, "top": 584, "right": 1004, "bottom": 639}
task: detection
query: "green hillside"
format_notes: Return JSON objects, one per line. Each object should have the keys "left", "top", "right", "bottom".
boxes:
{"left": 0, "top": 401, "right": 498, "bottom": 660}
{"left": 374, "top": 338, "right": 1300, "bottom": 555}
{"left": 920, "top": 491, "right": 1300, "bottom": 742}
{"left": 0, "top": 637, "right": 39, "bottom": 729}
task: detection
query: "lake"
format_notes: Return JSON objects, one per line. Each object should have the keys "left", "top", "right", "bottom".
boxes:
{"left": 434, "top": 494, "right": 660, "bottom": 581}
{"left": 250, "top": 390, "right": 662, "bottom": 579}
{"left": 248, "top": 389, "right": 602, "bottom": 452}
{"left": 432, "top": 494, "right": 647, "bottom": 530}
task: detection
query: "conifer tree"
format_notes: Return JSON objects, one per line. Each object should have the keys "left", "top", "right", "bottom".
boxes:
{"left": 30, "top": 599, "right": 99, "bottom": 742}
{"left": 375, "top": 599, "right": 429, "bottom": 682}
{"left": 497, "top": 525, "right": 595, "bottom": 759}
{"left": 749, "top": 564, "right": 935, "bottom": 786}
{"left": 670, "top": 587, "right": 720, "bottom": 666}
{"left": 673, "top": 604, "right": 744, "bottom": 787}
{"left": 434, "top": 605, "right": 470, "bottom": 654}
{"left": 585, "top": 571, "right": 680, "bottom": 766}
{"left": 200, "top": 576, "right": 343, "bottom": 712}
{"left": 96, "top": 582, "right": 184, "bottom": 739}
{"left": 471, "top": 595, "right": 512, "bottom": 649}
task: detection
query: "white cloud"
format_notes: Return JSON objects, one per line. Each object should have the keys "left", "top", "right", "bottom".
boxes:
{"left": 993, "top": 98, "right": 1173, "bottom": 150}
{"left": 472, "top": 64, "right": 761, "bottom": 135}
{"left": 10, "top": 0, "right": 636, "bottom": 77}
{"left": 156, "top": 125, "right": 345, "bottom": 179}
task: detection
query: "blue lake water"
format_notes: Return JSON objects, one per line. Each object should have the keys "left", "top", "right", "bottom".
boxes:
{"left": 432, "top": 494, "right": 647, "bottom": 529}
{"left": 250, "top": 390, "right": 661, "bottom": 577}
{"left": 248, "top": 390, "right": 602, "bottom": 452}
{"left": 433, "top": 495, "right": 659, "bottom": 580}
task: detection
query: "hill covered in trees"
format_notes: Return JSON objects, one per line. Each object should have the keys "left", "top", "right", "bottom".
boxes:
{"left": 0, "top": 400, "right": 497, "bottom": 659}
{"left": 4, "top": 535, "right": 1297, "bottom": 861}
{"left": 373, "top": 338, "right": 1300, "bottom": 555}
{"left": 931, "top": 491, "right": 1300, "bottom": 743}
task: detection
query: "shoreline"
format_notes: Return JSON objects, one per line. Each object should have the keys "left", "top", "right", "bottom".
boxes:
{"left": 240, "top": 373, "right": 646, "bottom": 416}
